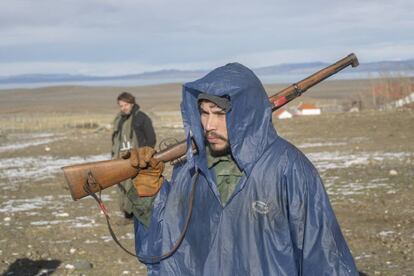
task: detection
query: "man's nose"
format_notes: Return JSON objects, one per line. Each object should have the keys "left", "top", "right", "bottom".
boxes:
{"left": 205, "top": 116, "right": 217, "bottom": 131}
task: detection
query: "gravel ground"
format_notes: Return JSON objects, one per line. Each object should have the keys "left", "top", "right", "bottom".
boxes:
{"left": 0, "top": 109, "right": 413, "bottom": 275}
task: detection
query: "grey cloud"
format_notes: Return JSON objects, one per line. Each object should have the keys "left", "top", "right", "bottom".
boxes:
{"left": 0, "top": 0, "right": 413, "bottom": 74}
{"left": 1, "top": 1, "right": 413, "bottom": 35}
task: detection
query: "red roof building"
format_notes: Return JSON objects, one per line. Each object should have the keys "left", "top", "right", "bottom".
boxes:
{"left": 297, "top": 103, "right": 321, "bottom": 116}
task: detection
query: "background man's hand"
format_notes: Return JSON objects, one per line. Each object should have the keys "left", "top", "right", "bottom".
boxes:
{"left": 119, "top": 150, "right": 131, "bottom": 159}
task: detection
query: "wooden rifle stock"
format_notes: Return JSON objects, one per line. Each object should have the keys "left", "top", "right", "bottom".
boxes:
{"left": 63, "top": 139, "right": 196, "bottom": 201}
{"left": 63, "top": 159, "right": 138, "bottom": 201}
{"left": 63, "top": 53, "right": 359, "bottom": 201}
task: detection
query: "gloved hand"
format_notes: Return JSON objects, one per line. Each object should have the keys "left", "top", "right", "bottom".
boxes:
{"left": 130, "top": 147, "right": 165, "bottom": 197}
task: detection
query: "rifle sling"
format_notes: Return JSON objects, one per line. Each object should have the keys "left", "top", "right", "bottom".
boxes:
{"left": 83, "top": 170, "right": 200, "bottom": 264}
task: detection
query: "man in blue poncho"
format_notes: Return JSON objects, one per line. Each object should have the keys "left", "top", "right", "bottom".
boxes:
{"left": 128, "top": 63, "right": 358, "bottom": 275}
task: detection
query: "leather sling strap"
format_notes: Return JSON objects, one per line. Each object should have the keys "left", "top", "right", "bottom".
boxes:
{"left": 83, "top": 171, "right": 200, "bottom": 263}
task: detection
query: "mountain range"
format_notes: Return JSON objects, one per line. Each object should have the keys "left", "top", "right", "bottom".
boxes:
{"left": 1, "top": 59, "right": 413, "bottom": 88}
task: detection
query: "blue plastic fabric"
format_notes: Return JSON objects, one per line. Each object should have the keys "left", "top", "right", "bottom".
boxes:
{"left": 134, "top": 63, "right": 358, "bottom": 275}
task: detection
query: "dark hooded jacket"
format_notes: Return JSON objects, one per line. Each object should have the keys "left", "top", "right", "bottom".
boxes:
{"left": 134, "top": 63, "right": 358, "bottom": 275}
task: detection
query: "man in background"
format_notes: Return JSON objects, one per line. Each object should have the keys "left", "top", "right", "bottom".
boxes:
{"left": 111, "top": 92, "right": 156, "bottom": 224}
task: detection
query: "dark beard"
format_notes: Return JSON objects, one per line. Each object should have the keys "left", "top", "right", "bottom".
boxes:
{"left": 121, "top": 104, "right": 138, "bottom": 117}
{"left": 204, "top": 130, "right": 230, "bottom": 157}
{"left": 207, "top": 142, "right": 230, "bottom": 157}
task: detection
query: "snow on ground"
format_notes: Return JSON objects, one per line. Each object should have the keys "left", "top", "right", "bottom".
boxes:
{"left": 0, "top": 132, "right": 99, "bottom": 186}
{"left": 0, "top": 196, "right": 59, "bottom": 213}
{"left": 0, "top": 194, "right": 112, "bottom": 214}
{"left": 0, "top": 132, "right": 64, "bottom": 153}
{"left": 0, "top": 194, "right": 113, "bottom": 229}
{"left": 307, "top": 151, "right": 412, "bottom": 172}
{"left": 0, "top": 153, "right": 110, "bottom": 185}
{"left": 0, "top": 134, "right": 412, "bottom": 213}
{"left": 305, "top": 151, "right": 412, "bottom": 197}
{"left": 0, "top": 144, "right": 410, "bottom": 187}
{"left": 30, "top": 216, "right": 98, "bottom": 228}
{"left": 297, "top": 142, "right": 347, "bottom": 148}
{"left": 324, "top": 178, "right": 390, "bottom": 196}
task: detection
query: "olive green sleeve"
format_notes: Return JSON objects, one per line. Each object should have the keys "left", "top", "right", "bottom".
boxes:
{"left": 127, "top": 185, "right": 156, "bottom": 228}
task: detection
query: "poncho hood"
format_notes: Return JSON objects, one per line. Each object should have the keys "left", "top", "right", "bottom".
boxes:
{"left": 181, "top": 62, "right": 278, "bottom": 176}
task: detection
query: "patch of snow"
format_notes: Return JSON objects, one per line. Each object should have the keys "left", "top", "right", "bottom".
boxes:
{"left": 120, "top": 233, "right": 135, "bottom": 240}
{"left": 25, "top": 212, "right": 41, "bottom": 216}
{"left": 0, "top": 153, "right": 110, "bottom": 184}
{"left": 307, "top": 151, "right": 412, "bottom": 173}
{"left": 0, "top": 132, "right": 66, "bottom": 153}
{"left": 27, "top": 133, "right": 57, "bottom": 139}
{"left": 355, "top": 254, "right": 373, "bottom": 260}
{"left": 379, "top": 230, "right": 395, "bottom": 237}
{"left": 101, "top": 235, "right": 113, "bottom": 242}
{"left": 85, "top": 239, "right": 98, "bottom": 244}
{"left": 31, "top": 220, "right": 64, "bottom": 226}
{"left": 371, "top": 178, "right": 389, "bottom": 183}
{"left": 65, "top": 264, "right": 75, "bottom": 270}
{"left": 0, "top": 138, "right": 61, "bottom": 152}
{"left": 298, "top": 142, "right": 347, "bottom": 148}
{"left": 29, "top": 216, "right": 98, "bottom": 228}
{"left": 72, "top": 220, "right": 96, "bottom": 228}
{"left": 306, "top": 151, "right": 412, "bottom": 197}
{"left": 0, "top": 196, "right": 57, "bottom": 213}
{"left": 52, "top": 240, "right": 71, "bottom": 244}
{"left": 325, "top": 178, "right": 390, "bottom": 196}
{"left": 53, "top": 212, "right": 69, "bottom": 217}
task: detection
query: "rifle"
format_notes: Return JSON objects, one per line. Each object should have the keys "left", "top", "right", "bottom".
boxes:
{"left": 63, "top": 53, "right": 359, "bottom": 201}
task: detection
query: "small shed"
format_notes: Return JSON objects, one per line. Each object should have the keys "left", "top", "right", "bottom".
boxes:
{"left": 274, "top": 109, "right": 293, "bottom": 119}
{"left": 297, "top": 103, "right": 321, "bottom": 116}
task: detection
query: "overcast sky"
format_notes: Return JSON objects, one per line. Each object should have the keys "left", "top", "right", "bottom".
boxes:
{"left": 0, "top": 0, "right": 413, "bottom": 75}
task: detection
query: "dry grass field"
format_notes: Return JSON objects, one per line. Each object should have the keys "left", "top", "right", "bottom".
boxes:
{"left": 0, "top": 79, "right": 413, "bottom": 275}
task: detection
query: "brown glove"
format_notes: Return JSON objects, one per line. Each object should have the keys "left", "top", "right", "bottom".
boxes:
{"left": 130, "top": 147, "right": 155, "bottom": 168}
{"left": 130, "top": 147, "right": 165, "bottom": 197}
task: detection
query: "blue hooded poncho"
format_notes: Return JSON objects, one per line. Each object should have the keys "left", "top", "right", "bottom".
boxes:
{"left": 134, "top": 63, "right": 358, "bottom": 275}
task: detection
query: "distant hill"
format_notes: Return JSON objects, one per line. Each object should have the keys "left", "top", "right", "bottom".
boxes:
{"left": 255, "top": 59, "right": 414, "bottom": 75}
{"left": 1, "top": 59, "right": 413, "bottom": 88}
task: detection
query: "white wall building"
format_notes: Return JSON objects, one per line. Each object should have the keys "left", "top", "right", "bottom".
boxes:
{"left": 297, "top": 103, "right": 321, "bottom": 116}
{"left": 274, "top": 109, "right": 293, "bottom": 119}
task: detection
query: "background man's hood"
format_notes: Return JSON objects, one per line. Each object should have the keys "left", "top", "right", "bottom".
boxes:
{"left": 181, "top": 62, "right": 278, "bottom": 176}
